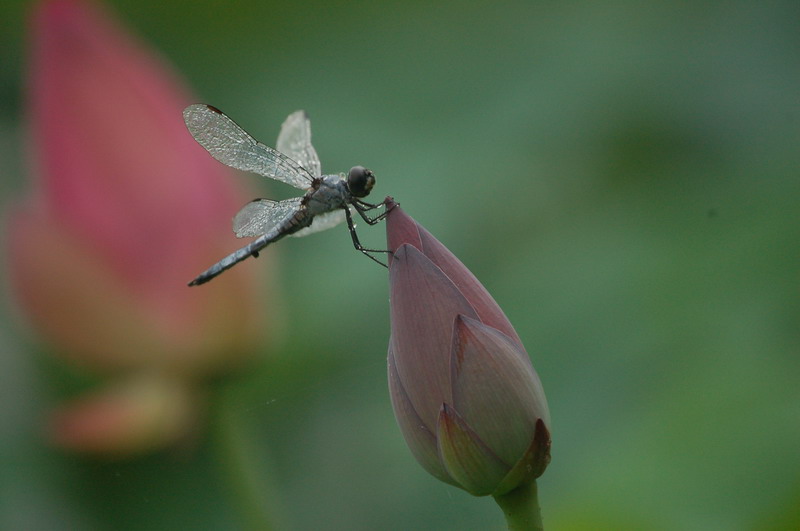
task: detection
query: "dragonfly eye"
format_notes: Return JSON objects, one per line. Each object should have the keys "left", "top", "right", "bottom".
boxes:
{"left": 347, "top": 166, "right": 375, "bottom": 198}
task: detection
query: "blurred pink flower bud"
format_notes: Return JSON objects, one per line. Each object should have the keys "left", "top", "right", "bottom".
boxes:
{"left": 5, "top": 0, "right": 271, "bottom": 454}
{"left": 385, "top": 199, "right": 550, "bottom": 496}
{"left": 49, "top": 373, "right": 199, "bottom": 456}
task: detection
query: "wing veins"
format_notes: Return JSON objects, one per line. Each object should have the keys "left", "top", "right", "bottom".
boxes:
{"left": 184, "top": 104, "right": 314, "bottom": 190}
{"left": 233, "top": 197, "right": 304, "bottom": 238}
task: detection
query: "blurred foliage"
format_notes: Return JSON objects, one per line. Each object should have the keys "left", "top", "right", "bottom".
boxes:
{"left": 1, "top": 1, "right": 799, "bottom": 530}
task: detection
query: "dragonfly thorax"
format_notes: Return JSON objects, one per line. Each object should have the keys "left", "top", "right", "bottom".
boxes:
{"left": 301, "top": 175, "right": 351, "bottom": 217}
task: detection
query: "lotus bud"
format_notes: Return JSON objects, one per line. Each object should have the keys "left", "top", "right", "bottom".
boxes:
{"left": 6, "top": 0, "right": 271, "bottom": 455}
{"left": 386, "top": 198, "right": 550, "bottom": 498}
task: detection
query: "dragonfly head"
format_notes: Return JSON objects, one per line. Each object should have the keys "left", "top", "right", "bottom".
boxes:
{"left": 347, "top": 166, "right": 376, "bottom": 198}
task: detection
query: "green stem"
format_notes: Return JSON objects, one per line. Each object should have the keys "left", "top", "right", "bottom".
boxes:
{"left": 213, "top": 384, "right": 284, "bottom": 531}
{"left": 492, "top": 481, "right": 543, "bottom": 531}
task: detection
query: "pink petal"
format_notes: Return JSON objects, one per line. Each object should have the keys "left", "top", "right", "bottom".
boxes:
{"left": 385, "top": 200, "right": 523, "bottom": 347}
{"left": 28, "top": 0, "right": 252, "bottom": 291}
{"left": 388, "top": 345, "right": 456, "bottom": 486}
{"left": 384, "top": 198, "right": 424, "bottom": 261}
{"left": 450, "top": 316, "right": 549, "bottom": 466}
{"left": 48, "top": 373, "right": 198, "bottom": 456}
{"left": 436, "top": 403, "right": 509, "bottom": 496}
{"left": 8, "top": 194, "right": 266, "bottom": 373}
{"left": 389, "top": 244, "right": 478, "bottom": 427}
{"left": 493, "top": 419, "right": 551, "bottom": 496}
{"left": 9, "top": 0, "right": 269, "bottom": 372}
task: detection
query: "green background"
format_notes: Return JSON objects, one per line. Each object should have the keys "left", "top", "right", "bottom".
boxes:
{"left": 1, "top": 1, "right": 799, "bottom": 529}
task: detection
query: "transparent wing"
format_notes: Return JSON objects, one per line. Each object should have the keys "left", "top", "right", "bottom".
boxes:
{"left": 276, "top": 111, "right": 321, "bottom": 178}
{"left": 233, "top": 197, "right": 304, "bottom": 238}
{"left": 183, "top": 104, "right": 313, "bottom": 190}
{"left": 291, "top": 208, "right": 346, "bottom": 238}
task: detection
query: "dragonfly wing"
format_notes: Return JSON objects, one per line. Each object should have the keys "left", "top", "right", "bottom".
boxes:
{"left": 233, "top": 197, "right": 304, "bottom": 238}
{"left": 277, "top": 111, "right": 321, "bottom": 178}
{"left": 291, "top": 208, "right": 346, "bottom": 238}
{"left": 183, "top": 104, "right": 313, "bottom": 190}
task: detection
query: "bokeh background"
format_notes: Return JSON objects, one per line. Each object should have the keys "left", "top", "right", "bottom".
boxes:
{"left": 2, "top": 1, "right": 799, "bottom": 530}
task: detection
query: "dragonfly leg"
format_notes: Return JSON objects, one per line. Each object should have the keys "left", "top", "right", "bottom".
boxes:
{"left": 344, "top": 206, "right": 391, "bottom": 268}
{"left": 354, "top": 199, "right": 383, "bottom": 209}
{"left": 353, "top": 200, "right": 395, "bottom": 225}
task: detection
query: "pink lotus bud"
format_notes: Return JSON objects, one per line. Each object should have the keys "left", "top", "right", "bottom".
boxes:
{"left": 386, "top": 199, "right": 550, "bottom": 496}
{"left": 5, "top": 0, "right": 271, "bottom": 454}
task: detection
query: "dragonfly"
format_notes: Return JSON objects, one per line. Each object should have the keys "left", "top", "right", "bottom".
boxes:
{"left": 183, "top": 104, "right": 390, "bottom": 286}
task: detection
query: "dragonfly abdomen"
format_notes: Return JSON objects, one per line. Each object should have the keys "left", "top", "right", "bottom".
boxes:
{"left": 277, "top": 206, "right": 315, "bottom": 237}
{"left": 245, "top": 208, "right": 312, "bottom": 259}
{"left": 188, "top": 226, "right": 286, "bottom": 286}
